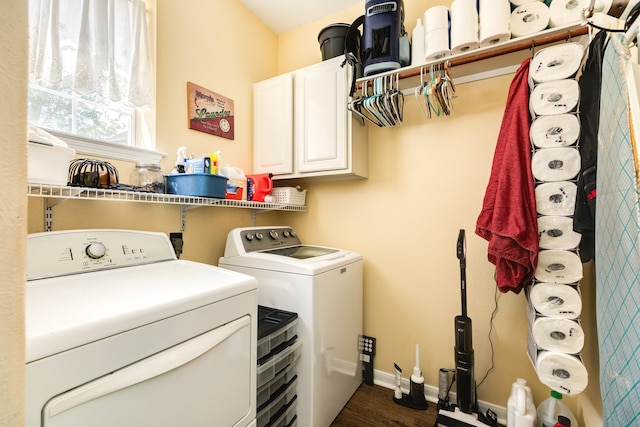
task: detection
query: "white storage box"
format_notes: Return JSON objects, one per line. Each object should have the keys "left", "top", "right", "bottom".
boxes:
{"left": 27, "top": 141, "right": 75, "bottom": 186}
{"left": 271, "top": 187, "right": 307, "bottom": 205}
{"left": 27, "top": 125, "right": 75, "bottom": 186}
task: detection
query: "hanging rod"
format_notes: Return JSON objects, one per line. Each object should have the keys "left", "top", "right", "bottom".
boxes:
{"left": 356, "top": 24, "right": 589, "bottom": 89}
{"left": 406, "top": 27, "right": 588, "bottom": 80}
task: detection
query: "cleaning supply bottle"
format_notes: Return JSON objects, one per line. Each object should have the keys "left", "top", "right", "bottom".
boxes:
{"left": 171, "top": 146, "right": 187, "bottom": 174}
{"left": 508, "top": 378, "right": 535, "bottom": 427}
{"left": 411, "top": 18, "right": 424, "bottom": 66}
{"left": 515, "top": 381, "right": 536, "bottom": 427}
{"left": 553, "top": 416, "right": 572, "bottom": 427}
{"left": 536, "top": 390, "right": 578, "bottom": 427}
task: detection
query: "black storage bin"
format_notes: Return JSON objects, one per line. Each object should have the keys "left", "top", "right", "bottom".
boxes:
{"left": 318, "top": 23, "right": 351, "bottom": 60}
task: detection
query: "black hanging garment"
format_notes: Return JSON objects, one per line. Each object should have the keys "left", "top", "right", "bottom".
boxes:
{"left": 574, "top": 30, "right": 608, "bottom": 262}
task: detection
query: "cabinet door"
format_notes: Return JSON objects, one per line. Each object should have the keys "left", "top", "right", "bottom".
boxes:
{"left": 295, "top": 57, "right": 348, "bottom": 173}
{"left": 253, "top": 73, "right": 293, "bottom": 175}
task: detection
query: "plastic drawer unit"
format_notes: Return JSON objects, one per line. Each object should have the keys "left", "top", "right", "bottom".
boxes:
{"left": 257, "top": 306, "right": 300, "bottom": 426}
{"left": 257, "top": 377, "right": 298, "bottom": 427}
{"left": 257, "top": 362, "right": 298, "bottom": 408}
{"left": 257, "top": 306, "right": 298, "bottom": 362}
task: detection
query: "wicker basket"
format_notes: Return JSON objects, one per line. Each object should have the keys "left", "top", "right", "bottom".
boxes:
{"left": 271, "top": 187, "right": 307, "bottom": 205}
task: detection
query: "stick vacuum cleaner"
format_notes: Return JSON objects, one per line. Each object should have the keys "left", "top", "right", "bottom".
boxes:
{"left": 455, "top": 229, "right": 475, "bottom": 413}
{"left": 436, "top": 230, "right": 495, "bottom": 427}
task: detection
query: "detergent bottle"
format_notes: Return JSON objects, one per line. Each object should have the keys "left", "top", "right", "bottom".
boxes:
{"left": 536, "top": 390, "right": 578, "bottom": 427}
{"left": 246, "top": 173, "right": 273, "bottom": 202}
{"left": 507, "top": 378, "right": 536, "bottom": 427}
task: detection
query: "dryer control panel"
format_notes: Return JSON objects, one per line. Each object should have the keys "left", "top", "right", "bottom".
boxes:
{"left": 224, "top": 227, "right": 302, "bottom": 255}
{"left": 27, "top": 229, "right": 176, "bottom": 280}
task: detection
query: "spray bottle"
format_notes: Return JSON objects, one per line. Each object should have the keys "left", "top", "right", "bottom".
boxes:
{"left": 171, "top": 146, "right": 187, "bottom": 174}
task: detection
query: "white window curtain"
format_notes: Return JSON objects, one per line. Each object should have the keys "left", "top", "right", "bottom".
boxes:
{"left": 28, "top": 0, "right": 153, "bottom": 109}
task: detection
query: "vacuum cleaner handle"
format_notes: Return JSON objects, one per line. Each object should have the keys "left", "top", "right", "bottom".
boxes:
{"left": 457, "top": 229, "right": 466, "bottom": 264}
{"left": 457, "top": 229, "right": 467, "bottom": 317}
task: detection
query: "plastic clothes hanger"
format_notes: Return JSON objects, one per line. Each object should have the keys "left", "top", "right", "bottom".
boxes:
{"left": 415, "top": 67, "right": 432, "bottom": 119}
{"left": 438, "top": 62, "right": 455, "bottom": 116}
{"left": 347, "top": 79, "right": 386, "bottom": 127}
{"left": 368, "top": 77, "right": 392, "bottom": 126}
{"left": 427, "top": 64, "right": 443, "bottom": 117}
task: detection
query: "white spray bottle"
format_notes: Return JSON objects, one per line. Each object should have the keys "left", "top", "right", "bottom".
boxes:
{"left": 171, "top": 146, "right": 187, "bottom": 174}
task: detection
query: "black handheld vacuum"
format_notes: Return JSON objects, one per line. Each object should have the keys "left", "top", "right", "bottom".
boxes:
{"left": 435, "top": 230, "right": 496, "bottom": 427}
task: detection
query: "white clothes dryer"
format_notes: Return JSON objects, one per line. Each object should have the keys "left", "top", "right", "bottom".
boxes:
{"left": 25, "top": 229, "right": 258, "bottom": 427}
{"left": 219, "top": 226, "right": 363, "bottom": 427}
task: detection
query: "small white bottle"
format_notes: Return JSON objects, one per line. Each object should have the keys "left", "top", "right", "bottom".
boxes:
{"left": 411, "top": 18, "right": 424, "bottom": 67}
{"left": 536, "top": 390, "right": 578, "bottom": 427}
{"left": 507, "top": 378, "right": 535, "bottom": 427}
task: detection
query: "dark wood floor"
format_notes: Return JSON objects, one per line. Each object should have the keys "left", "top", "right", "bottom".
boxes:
{"left": 331, "top": 384, "right": 438, "bottom": 427}
{"left": 331, "top": 384, "right": 504, "bottom": 427}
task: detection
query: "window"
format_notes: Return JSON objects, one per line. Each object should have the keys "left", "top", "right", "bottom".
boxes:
{"left": 28, "top": 0, "right": 161, "bottom": 163}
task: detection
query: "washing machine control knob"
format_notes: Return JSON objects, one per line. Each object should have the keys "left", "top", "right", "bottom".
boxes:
{"left": 85, "top": 242, "right": 107, "bottom": 259}
{"left": 269, "top": 230, "right": 279, "bottom": 240}
{"left": 245, "top": 233, "right": 255, "bottom": 241}
{"left": 283, "top": 231, "right": 290, "bottom": 238}
{"left": 255, "top": 232, "right": 264, "bottom": 240}
{"left": 289, "top": 230, "right": 297, "bottom": 237}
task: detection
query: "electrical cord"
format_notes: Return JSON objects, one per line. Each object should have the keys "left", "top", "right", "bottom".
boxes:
{"left": 475, "top": 285, "right": 499, "bottom": 391}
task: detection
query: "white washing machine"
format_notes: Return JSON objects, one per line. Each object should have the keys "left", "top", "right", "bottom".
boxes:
{"left": 218, "top": 226, "right": 363, "bottom": 427}
{"left": 25, "top": 229, "right": 258, "bottom": 427}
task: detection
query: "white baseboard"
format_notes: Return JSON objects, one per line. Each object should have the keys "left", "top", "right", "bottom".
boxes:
{"left": 372, "top": 369, "right": 507, "bottom": 426}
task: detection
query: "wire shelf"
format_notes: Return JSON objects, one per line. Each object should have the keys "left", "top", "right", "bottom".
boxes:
{"left": 28, "top": 183, "right": 308, "bottom": 212}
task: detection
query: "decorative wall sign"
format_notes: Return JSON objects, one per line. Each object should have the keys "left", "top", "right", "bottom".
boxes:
{"left": 187, "top": 82, "right": 234, "bottom": 140}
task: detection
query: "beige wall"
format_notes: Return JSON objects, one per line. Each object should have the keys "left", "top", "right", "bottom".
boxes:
{"left": 20, "top": 0, "right": 602, "bottom": 424}
{"left": 1, "top": 1, "right": 27, "bottom": 426}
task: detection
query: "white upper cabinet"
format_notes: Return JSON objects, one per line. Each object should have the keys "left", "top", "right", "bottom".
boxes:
{"left": 253, "top": 56, "right": 368, "bottom": 181}
{"left": 253, "top": 73, "right": 294, "bottom": 175}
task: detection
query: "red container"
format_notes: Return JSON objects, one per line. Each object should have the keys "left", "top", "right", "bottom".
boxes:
{"left": 247, "top": 173, "right": 273, "bottom": 202}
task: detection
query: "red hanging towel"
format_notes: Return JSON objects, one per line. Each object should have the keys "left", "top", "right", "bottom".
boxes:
{"left": 475, "top": 58, "right": 538, "bottom": 294}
